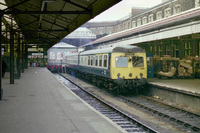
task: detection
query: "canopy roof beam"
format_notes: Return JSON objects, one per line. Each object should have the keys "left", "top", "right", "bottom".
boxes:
{"left": 4, "top": 10, "right": 92, "bottom": 15}
{"left": 63, "top": 0, "right": 92, "bottom": 12}
{"left": 30, "top": 14, "right": 69, "bottom": 30}
{"left": 2, "top": 29, "right": 68, "bottom": 32}
{"left": 1, "top": 0, "right": 30, "bottom": 12}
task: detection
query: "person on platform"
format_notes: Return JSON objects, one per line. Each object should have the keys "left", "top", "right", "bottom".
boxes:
{"left": 2, "top": 59, "right": 7, "bottom": 78}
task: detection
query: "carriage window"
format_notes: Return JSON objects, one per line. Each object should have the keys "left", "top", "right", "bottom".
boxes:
{"left": 85, "top": 56, "right": 87, "bottom": 64}
{"left": 104, "top": 55, "right": 107, "bottom": 67}
{"left": 132, "top": 56, "right": 144, "bottom": 67}
{"left": 93, "top": 56, "right": 95, "bottom": 66}
{"left": 88, "top": 56, "right": 90, "bottom": 65}
{"left": 115, "top": 57, "right": 128, "bottom": 67}
{"left": 81, "top": 57, "right": 83, "bottom": 65}
{"left": 99, "top": 55, "right": 102, "bottom": 67}
{"left": 91, "top": 56, "right": 93, "bottom": 66}
{"left": 95, "top": 56, "right": 98, "bottom": 66}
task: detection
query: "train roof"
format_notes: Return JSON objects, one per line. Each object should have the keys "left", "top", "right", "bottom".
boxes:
{"left": 80, "top": 45, "right": 145, "bottom": 55}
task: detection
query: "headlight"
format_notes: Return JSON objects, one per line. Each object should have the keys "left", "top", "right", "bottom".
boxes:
{"left": 117, "top": 73, "right": 120, "bottom": 77}
{"left": 140, "top": 73, "right": 143, "bottom": 77}
{"left": 129, "top": 73, "right": 132, "bottom": 77}
{"left": 129, "top": 56, "right": 132, "bottom": 62}
{"left": 116, "top": 58, "right": 119, "bottom": 62}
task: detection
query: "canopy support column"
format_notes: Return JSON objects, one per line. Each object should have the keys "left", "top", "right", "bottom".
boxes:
{"left": 0, "top": 15, "right": 2, "bottom": 100}
{"left": 21, "top": 41, "right": 24, "bottom": 73}
{"left": 25, "top": 44, "right": 28, "bottom": 69}
{"left": 17, "top": 33, "right": 21, "bottom": 78}
{"left": 10, "top": 29, "right": 14, "bottom": 84}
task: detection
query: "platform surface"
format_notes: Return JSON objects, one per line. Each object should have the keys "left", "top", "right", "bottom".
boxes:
{"left": 148, "top": 78, "right": 200, "bottom": 95}
{"left": 0, "top": 67, "right": 125, "bottom": 133}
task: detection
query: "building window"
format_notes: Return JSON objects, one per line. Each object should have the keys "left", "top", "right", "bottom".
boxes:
{"left": 166, "top": 44, "right": 171, "bottom": 55}
{"left": 137, "top": 18, "right": 141, "bottom": 26}
{"left": 164, "top": 8, "right": 171, "bottom": 18}
{"left": 98, "top": 28, "right": 103, "bottom": 35}
{"left": 173, "top": 5, "right": 181, "bottom": 14}
{"left": 174, "top": 43, "right": 179, "bottom": 57}
{"left": 150, "top": 46, "right": 153, "bottom": 53}
{"left": 132, "top": 21, "right": 136, "bottom": 28}
{"left": 128, "top": 22, "right": 130, "bottom": 29}
{"left": 123, "top": 23, "right": 126, "bottom": 30}
{"left": 184, "top": 42, "right": 191, "bottom": 56}
{"left": 90, "top": 28, "right": 95, "bottom": 34}
{"left": 116, "top": 26, "right": 118, "bottom": 32}
{"left": 148, "top": 14, "right": 154, "bottom": 22}
{"left": 195, "top": 0, "right": 200, "bottom": 7}
{"left": 154, "top": 45, "right": 158, "bottom": 55}
{"left": 156, "top": 11, "right": 162, "bottom": 20}
{"left": 142, "top": 17, "right": 147, "bottom": 24}
{"left": 107, "top": 27, "right": 112, "bottom": 34}
{"left": 158, "top": 45, "right": 162, "bottom": 56}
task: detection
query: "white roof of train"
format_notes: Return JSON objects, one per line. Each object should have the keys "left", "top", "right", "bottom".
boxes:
{"left": 80, "top": 45, "right": 145, "bottom": 55}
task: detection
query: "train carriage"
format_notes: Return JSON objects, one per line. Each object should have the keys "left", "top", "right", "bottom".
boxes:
{"left": 65, "top": 45, "right": 147, "bottom": 93}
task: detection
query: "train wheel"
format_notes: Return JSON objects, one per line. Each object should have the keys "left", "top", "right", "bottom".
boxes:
{"left": 104, "top": 81, "right": 109, "bottom": 90}
{"left": 117, "top": 85, "right": 123, "bottom": 94}
{"left": 122, "top": 87, "right": 126, "bottom": 94}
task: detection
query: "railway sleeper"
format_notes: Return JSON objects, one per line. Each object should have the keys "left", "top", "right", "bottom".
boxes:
{"left": 115, "top": 121, "right": 130, "bottom": 124}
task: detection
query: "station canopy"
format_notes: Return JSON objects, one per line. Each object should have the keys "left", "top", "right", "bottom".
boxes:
{"left": 0, "top": 0, "right": 121, "bottom": 47}
{"left": 64, "top": 27, "right": 96, "bottom": 39}
{"left": 52, "top": 41, "right": 76, "bottom": 48}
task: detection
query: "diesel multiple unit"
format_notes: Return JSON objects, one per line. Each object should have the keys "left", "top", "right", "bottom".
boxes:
{"left": 62, "top": 45, "right": 147, "bottom": 93}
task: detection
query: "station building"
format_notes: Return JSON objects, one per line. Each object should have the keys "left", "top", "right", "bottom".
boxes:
{"left": 61, "top": 27, "right": 96, "bottom": 47}
{"left": 81, "top": 0, "right": 200, "bottom": 78}
{"left": 83, "top": 0, "right": 200, "bottom": 59}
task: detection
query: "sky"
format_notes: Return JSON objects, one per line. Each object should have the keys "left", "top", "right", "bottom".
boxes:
{"left": 90, "top": 0, "right": 162, "bottom": 22}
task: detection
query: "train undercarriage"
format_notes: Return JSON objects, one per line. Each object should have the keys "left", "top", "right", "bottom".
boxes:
{"left": 65, "top": 68, "right": 147, "bottom": 94}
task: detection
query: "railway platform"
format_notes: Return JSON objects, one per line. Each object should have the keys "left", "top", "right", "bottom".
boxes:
{"left": 148, "top": 78, "right": 200, "bottom": 95}
{"left": 0, "top": 67, "right": 126, "bottom": 133}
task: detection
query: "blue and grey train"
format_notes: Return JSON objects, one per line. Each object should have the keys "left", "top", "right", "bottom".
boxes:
{"left": 63, "top": 45, "right": 147, "bottom": 93}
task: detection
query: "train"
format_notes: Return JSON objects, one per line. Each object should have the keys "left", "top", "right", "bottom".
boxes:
{"left": 46, "top": 42, "right": 78, "bottom": 72}
{"left": 57, "top": 45, "right": 148, "bottom": 93}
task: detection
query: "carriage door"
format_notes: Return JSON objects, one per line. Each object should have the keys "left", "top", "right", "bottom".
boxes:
{"left": 146, "top": 53, "right": 154, "bottom": 78}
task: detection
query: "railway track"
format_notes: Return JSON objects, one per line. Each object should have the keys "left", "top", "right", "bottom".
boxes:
{"left": 56, "top": 73, "right": 157, "bottom": 133}
{"left": 118, "top": 95, "right": 200, "bottom": 133}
